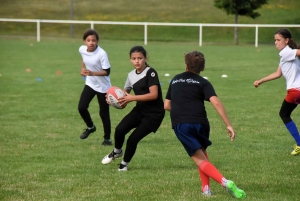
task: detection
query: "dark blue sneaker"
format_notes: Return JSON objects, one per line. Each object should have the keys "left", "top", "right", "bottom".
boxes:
{"left": 102, "top": 139, "right": 113, "bottom": 146}
{"left": 80, "top": 126, "right": 96, "bottom": 139}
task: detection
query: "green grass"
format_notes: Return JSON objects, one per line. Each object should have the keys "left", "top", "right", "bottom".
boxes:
{"left": 1, "top": 38, "right": 300, "bottom": 201}
{"left": 0, "top": 0, "right": 300, "bottom": 44}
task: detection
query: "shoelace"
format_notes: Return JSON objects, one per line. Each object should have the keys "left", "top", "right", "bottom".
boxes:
{"left": 108, "top": 152, "right": 115, "bottom": 158}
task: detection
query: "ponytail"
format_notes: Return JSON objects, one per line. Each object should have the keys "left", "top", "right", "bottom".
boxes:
{"left": 288, "top": 38, "right": 298, "bottom": 49}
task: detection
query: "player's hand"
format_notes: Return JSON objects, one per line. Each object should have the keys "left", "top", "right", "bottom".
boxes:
{"left": 117, "top": 93, "right": 128, "bottom": 108}
{"left": 253, "top": 80, "right": 262, "bottom": 88}
{"left": 105, "top": 94, "right": 110, "bottom": 104}
{"left": 118, "top": 92, "right": 133, "bottom": 105}
{"left": 119, "top": 102, "right": 127, "bottom": 108}
{"left": 226, "top": 126, "right": 235, "bottom": 141}
{"left": 80, "top": 68, "right": 86, "bottom": 76}
{"left": 81, "top": 69, "right": 93, "bottom": 76}
{"left": 81, "top": 69, "right": 89, "bottom": 76}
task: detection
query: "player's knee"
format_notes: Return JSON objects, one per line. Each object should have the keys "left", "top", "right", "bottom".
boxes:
{"left": 78, "top": 105, "right": 86, "bottom": 113}
{"left": 126, "top": 137, "right": 139, "bottom": 147}
{"left": 279, "top": 110, "right": 291, "bottom": 124}
{"left": 115, "top": 125, "right": 126, "bottom": 138}
{"left": 99, "top": 111, "right": 109, "bottom": 119}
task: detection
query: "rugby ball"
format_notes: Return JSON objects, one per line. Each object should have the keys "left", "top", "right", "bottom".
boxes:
{"left": 107, "top": 86, "right": 126, "bottom": 109}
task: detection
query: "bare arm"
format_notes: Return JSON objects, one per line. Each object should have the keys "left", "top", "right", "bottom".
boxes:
{"left": 164, "top": 99, "right": 171, "bottom": 111}
{"left": 80, "top": 60, "right": 110, "bottom": 76}
{"left": 119, "top": 85, "right": 158, "bottom": 104}
{"left": 81, "top": 68, "right": 109, "bottom": 76}
{"left": 296, "top": 49, "right": 300, "bottom": 57}
{"left": 209, "top": 96, "right": 235, "bottom": 141}
{"left": 253, "top": 66, "right": 282, "bottom": 88}
{"left": 80, "top": 60, "right": 85, "bottom": 76}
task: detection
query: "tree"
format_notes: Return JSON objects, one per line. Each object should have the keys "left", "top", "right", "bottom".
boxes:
{"left": 214, "top": 0, "right": 268, "bottom": 45}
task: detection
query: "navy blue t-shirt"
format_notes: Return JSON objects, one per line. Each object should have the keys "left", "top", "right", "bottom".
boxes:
{"left": 165, "top": 71, "right": 217, "bottom": 128}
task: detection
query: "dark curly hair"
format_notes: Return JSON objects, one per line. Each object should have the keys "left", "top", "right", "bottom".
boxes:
{"left": 83, "top": 29, "right": 99, "bottom": 41}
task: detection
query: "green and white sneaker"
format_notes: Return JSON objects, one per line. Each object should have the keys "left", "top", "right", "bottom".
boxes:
{"left": 225, "top": 180, "right": 246, "bottom": 199}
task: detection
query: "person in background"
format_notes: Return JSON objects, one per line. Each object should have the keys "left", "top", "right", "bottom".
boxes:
{"left": 101, "top": 46, "right": 165, "bottom": 171}
{"left": 254, "top": 28, "right": 300, "bottom": 156}
{"left": 78, "top": 29, "right": 112, "bottom": 146}
{"left": 164, "top": 51, "right": 246, "bottom": 198}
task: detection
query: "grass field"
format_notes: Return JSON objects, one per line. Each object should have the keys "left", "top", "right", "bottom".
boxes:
{"left": 0, "top": 38, "right": 300, "bottom": 201}
{"left": 0, "top": 0, "right": 300, "bottom": 44}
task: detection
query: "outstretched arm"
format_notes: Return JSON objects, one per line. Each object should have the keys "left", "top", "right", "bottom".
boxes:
{"left": 253, "top": 66, "right": 282, "bottom": 88}
{"left": 209, "top": 96, "right": 235, "bottom": 141}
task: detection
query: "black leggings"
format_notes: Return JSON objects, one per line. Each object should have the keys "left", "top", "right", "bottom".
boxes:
{"left": 114, "top": 108, "right": 152, "bottom": 163}
{"left": 78, "top": 85, "right": 111, "bottom": 139}
{"left": 279, "top": 99, "right": 298, "bottom": 124}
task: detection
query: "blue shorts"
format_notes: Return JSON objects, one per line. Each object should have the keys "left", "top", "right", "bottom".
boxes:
{"left": 173, "top": 123, "right": 212, "bottom": 157}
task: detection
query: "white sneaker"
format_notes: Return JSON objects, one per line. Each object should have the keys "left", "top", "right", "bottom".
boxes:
{"left": 118, "top": 163, "right": 128, "bottom": 171}
{"left": 101, "top": 150, "right": 123, "bottom": 164}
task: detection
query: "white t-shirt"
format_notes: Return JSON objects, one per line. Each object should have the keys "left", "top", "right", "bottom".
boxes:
{"left": 279, "top": 46, "right": 300, "bottom": 90}
{"left": 79, "top": 45, "right": 111, "bottom": 93}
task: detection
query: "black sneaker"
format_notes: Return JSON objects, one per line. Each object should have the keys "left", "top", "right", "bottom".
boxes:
{"left": 102, "top": 139, "right": 113, "bottom": 146}
{"left": 118, "top": 163, "right": 128, "bottom": 171}
{"left": 80, "top": 126, "right": 96, "bottom": 139}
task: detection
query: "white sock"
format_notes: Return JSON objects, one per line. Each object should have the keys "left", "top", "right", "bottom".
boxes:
{"left": 88, "top": 125, "right": 94, "bottom": 130}
{"left": 121, "top": 160, "right": 128, "bottom": 166}
{"left": 221, "top": 178, "right": 228, "bottom": 187}
{"left": 203, "top": 185, "right": 210, "bottom": 192}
